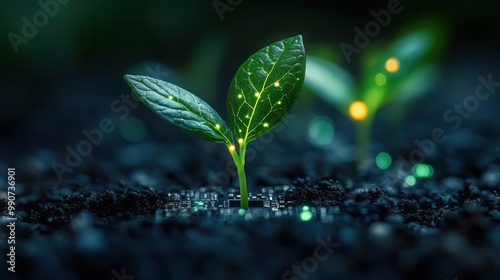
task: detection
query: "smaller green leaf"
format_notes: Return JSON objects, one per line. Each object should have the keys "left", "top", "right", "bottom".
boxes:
{"left": 305, "top": 55, "right": 356, "bottom": 115}
{"left": 381, "top": 65, "right": 439, "bottom": 124}
{"left": 384, "top": 31, "right": 433, "bottom": 74}
{"left": 227, "top": 35, "right": 306, "bottom": 143}
{"left": 124, "top": 74, "right": 234, "bottom": 146}
{"left": 393, "top": 65, "right": 439, "bottom": 103}
{"left": 359, "top": 25, "right": 445, "bottom": 109}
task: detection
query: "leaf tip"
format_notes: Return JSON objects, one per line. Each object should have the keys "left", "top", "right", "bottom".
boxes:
{"left": 123, "top": 74, "right": 136, "bottom": 82}
{"left": 291, "top": 34, "right": 304, "bottom": 46}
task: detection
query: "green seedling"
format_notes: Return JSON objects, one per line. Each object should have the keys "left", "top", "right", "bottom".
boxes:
{"left": 305, "top": 21, "right": 446, "bottom": 165}
{"left": 124, "top": 35, "right": 306, "bottom": 207}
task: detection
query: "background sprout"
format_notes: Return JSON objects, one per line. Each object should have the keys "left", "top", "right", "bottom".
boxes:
{"left": 305, "top": 20, "right": 447, "bottom": 165}
{"left": 125, "top": 35, "right": 306, "bottom": 207}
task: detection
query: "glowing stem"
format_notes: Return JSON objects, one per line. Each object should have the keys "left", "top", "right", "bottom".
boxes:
{"left": 240, "top": 142, "right": 247, "bottom": 165}
{"left": 228, "top": 144, "right": 248, "bottom": 208}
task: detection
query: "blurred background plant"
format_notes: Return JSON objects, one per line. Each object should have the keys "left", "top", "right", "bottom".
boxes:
{"left": 305, "top": 18, "right": 448, "bottom": 166}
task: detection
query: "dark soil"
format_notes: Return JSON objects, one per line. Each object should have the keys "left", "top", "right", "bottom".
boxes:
{"left": 2, "top": 130, "right": 500, "bottom": 280}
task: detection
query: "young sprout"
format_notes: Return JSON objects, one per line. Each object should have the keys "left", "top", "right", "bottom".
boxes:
{"left": 305, "top": 21, "right": 446, "bottom": 165}
{"left": 124, "top": 35, "right": 306, "bottom": 207}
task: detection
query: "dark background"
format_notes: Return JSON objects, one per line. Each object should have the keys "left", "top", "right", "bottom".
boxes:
{"left": 2, "top": 0, "right": 500, "bottom": 162}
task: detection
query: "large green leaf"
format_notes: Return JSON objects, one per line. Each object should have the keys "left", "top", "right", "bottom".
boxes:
{"left": 227, "top": 35, "right": 306, "bottom": 143}
{"left": 124, "top": 75, "right": 234, "bottom": 146}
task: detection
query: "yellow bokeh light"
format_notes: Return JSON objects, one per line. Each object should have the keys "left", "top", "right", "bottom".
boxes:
{"left": 349, "top": 101, "right": 368, "bottom": 121}
{"left": 238, "top": 138, "right": 243, "bottom": 144}
{"left": 385, "top": 58, "right": 400, "bottom": 73}
{"left": 229, "top": 145, "right": 236, "bottom": 151}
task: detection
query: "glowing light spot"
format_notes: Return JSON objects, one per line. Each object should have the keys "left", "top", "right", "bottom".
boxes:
{"left": 274, "top": 81, "right": 280, "bottom": 87}
{"left": 238, "top": 138, "right": 243, "bottom": 144}
{"left": 412, "top": 164, "right": 434, "bottom": 178}
{"left": 406, "top": 175, "right": 416, "bottom": 186}
{"left": 375, "top": 152, "right": 392, "bottom": 170}
{"left": 428, "top": 165, "right": 435, "bottom": 177}
{"left": 277, "top": 101, "right": 282, "bottom": 105}
{"left": 238, "top": 94, "right": 242, "bottom": 99}
{"left": 255, "top": 92, "right": 260, "bottom": 97}
{"left": 375, "top": 73, "right": 386, "bottom": 86}
{"left": 263, "top": 123, "right": 269, "bottom": 128}
{"left": 238, "top": 208, "right": 245, "bottom": 215}
{"left": 300, "top": 210, "right": 312, "bottom": 222}
{"left": 215, "top": 124, "right": 220, "bottom": 130}
{"left": 238, "top": 129, "right": 242, "bottom": 132}
{"left": 302, "top": 206, "right": 310, "bottom": 211}
{"left": 229, "top": 145, "right": 235, "bottom": 151}
{"left": 385, "top": 58, "right": 400, "bottom": 73}
{"left": 349, "top": 101, "right": 368, "bottom": 121}
{"left": 168, "top": 96, "right": 173, "bottom": 100}
{"left": 121, "top": 116, "right": 146, "bottom": 142}
{"left": 308, "top": 116, "right": 334, "bottom": 145}
{"left": 193, "top": 201, "right": 205, "bottom": 209}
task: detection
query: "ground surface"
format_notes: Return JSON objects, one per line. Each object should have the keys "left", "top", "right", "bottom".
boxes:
{"left": 1, "top": 125, "right": 500, "bottom": 280}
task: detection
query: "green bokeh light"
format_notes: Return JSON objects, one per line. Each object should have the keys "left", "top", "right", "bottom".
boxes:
{"left": 375, "top": 73, "right": 387, "bottom": 86}
{"left": 302, "top": 205, "right": 310, "bottom": 211}
{"left": 300, "top": 210, "right": 312, "bottom": 222}
{"left": 426, "top": 165, "right": 434, "bottom": 177}
{"left": 121, "top": 116, "right": 146, "bottom": 142}
{"left": 375, "top": 152, "right": 392, "bottom": 170}
{"left": 406, "top": 175, "right": 416, "bottom": 186}
{"left": 300, "top": 211, "right": 312, "bottom": 222}
{"left": 238, "top": 208, "right": 246, "bottom": 216}
{"left": 308, "top": 116, "right": 334, "bottom": 145}
{"left": 412, "top": 164, "right": 434, "bottom": 178}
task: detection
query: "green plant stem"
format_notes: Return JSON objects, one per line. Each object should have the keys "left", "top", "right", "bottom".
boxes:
{"left": 240, "top": 143, "right": 247, "bottom": 165}
{"left": 355, "top": 115, "right": 373, "bottom": 166}
{"left": 228, "top": 145, "right": 248, "bottom": 208}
